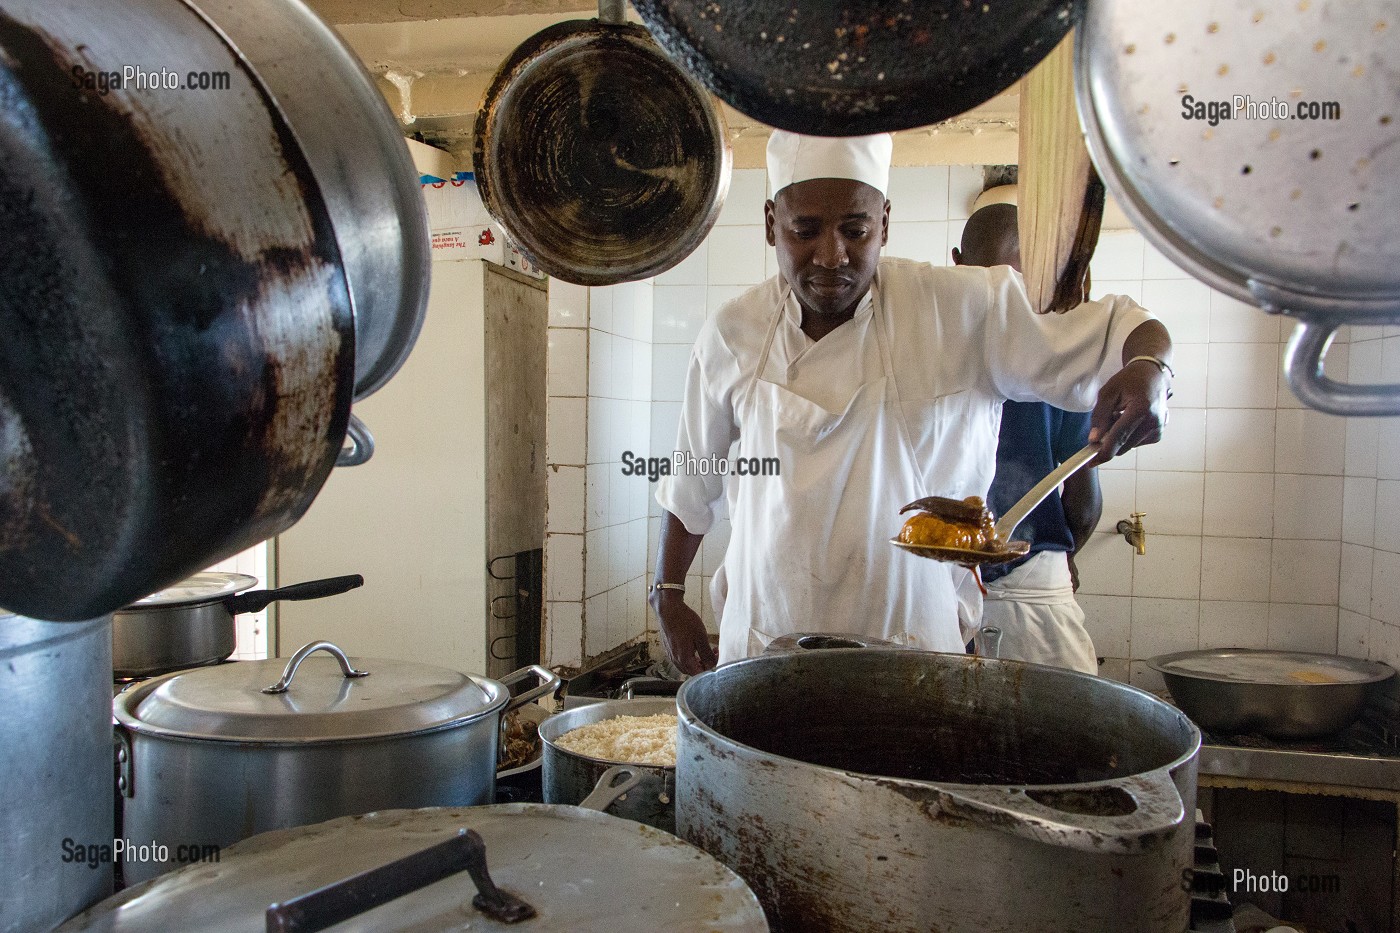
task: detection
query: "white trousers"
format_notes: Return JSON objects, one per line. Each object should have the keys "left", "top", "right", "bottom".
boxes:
{"left": 981, "top": 550, "right": 1098, "bottom": 675}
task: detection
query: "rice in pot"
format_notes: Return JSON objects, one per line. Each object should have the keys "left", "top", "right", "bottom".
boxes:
{"left": 555, "top": 713, "right": 678, "bottom": 766}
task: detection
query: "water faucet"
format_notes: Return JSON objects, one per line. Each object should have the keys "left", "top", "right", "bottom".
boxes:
{"left": 1116, "top": 512, "right": 1147, "bottom": 555}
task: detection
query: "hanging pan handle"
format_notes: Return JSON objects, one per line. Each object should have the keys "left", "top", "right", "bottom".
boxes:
{"left": 224, "top": 575, "right": 364, "bottom": 616}
{"left": 336, "top": 413, "right": 375, "bottom": 467}
{"left": 1251, "top": 281, "right": 1400, "bottom": 416}
{"left": 263, "top": 641, "right": 370, "bottom": 694}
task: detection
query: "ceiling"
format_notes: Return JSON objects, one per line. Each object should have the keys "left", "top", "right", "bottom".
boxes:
{"left": 306, "top": 0, "right": 1022, "bottom": 169}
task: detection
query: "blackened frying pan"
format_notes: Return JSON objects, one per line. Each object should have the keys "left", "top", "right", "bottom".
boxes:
{"left": 630, "top": 0, "right": 1080, "bottom": 136}
{"left": 473, "top": 4, "right": 730, "bottom": 286}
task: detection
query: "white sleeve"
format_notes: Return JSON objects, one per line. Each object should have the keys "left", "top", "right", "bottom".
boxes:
{"left": 654, "top": 328, "right": 739, "bottom": 536}
{"left": 981, "top": 268, "right": 1154, "bottom": 411}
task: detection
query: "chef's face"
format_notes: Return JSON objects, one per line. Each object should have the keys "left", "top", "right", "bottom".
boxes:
{"left": 765, "top": 177, "right": 889, "bottom": 319}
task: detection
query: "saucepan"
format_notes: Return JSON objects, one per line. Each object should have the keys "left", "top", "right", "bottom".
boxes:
{"left": 1149, "top": 648, "right": 1396, "bottom": 739}
{"left": 1076, "top": 0, "right": 1400, "bottom": 415}
{"left": 112, "top": 571, "right": 364, "bottom": 678}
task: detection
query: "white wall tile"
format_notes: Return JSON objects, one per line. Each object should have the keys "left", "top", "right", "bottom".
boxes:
{"left": 1205, "top": 409, "right": 1275, "bottom": 473}
{"left": 1168, "top": 344, "right": 1209, "bottom": 408}
{"left": 1209, "top": 291, "right": 1279, "bottom": 343}
{"left": 885, "top": 221, "right": 948, "bottom": 266}
{"left": 610, "top": 336, "right": 634, "bottom": 402}
{"left": 547, "top": 328, "right": 588, "bottom": 397}
{"left": 547, "top": 397, "right": 586, "bottom": 466}
{"left": 1202, "top": 472, "right": 1274, "bottom": 538}
{"left": 587, "top": 329, "right": 612, "bottom": 398}
{"left": 1142, "top": 279, "right": 1211, "bottom": 344}
{"left": 609, "top": 521, "right": 630, "bottom": 590}
{"left": 610, "top": 284, "right": 636, "bottom": 340}
{"left": 585, "top": 462, "right": 608, "bottom": 530}
{"left": 1129, "top": 661, "right": 1167, "bottom": 693}
{"left": 1343, "top": 478, "right": 1379, "bottom": 549}
{"left": 1198, "top": 601, "right": 1270, "bottom": 650}
{"left": 633, "top": 281, "right": 654, "bottom": 345}
{"left": 627, "top": 576, "right": 649, "bottom": 642}
{"left": 1375, "top": 480, "right": 1400, "bottom": 553}
{"left": 650, "top": 401, "right": 683, "bottom": 457}
{"left": 1142, "top": 240, "right": 1193, "bottom": 279}
{"left": 1207, "top": 343, "right": 1279, "bottom": 408}
{"left": 1100, "top": 445, "right": 1136, "bottom": 471}
{"left": 1136, "top": 408, "right": 1205, "bottom": 472}
{"left": 1379, "top": 418, "right": 1400, "bottom": 482}
{"left": 547, "top": 279, "right": 589, "bottom": 328}
{"left": 1269, "top": 539, "right": 1341, "bottom": 605}
{"left": 1099, "top": 657, "right": 1132, "bottom": 683}
{"left": 1371, "top": 620, "right": 1400, "bottom": 667}
{"left": 1200, "top": 537, "right": 1273, "bottom": 602}
{"left": 653, "top": 285, "right": 706, "bottom": 344}
{"left": 1131, "top": 534, "right": 1202, "bottom": 599}
{"left": 715, "top": 168, "right": 768, "bottom": 227}
{"left": 629, "top": 519, "right": 648, "bottom": 581}
{"left": 887, "top": 166, "right": 949, "bottom": 222}
{"left": 545, "top": 600, "right": 583, "bottom": 668}
{"left": 588, "top": 285, "right": 614, "bottom": 334}
{"left": 1373, "top": 550, "right": 1400, "bottom": 626}
{"left": 1078, "top": 594, "right": 1132, "bottom": 657}
{"left": 547, "top": 465, "right": 585, "bottom": 535}
{"left": 1130, "top": 597, "right": 1200, "bottom": 660}
{"left": 1273, "top": 409, "right": 1347, "bottom": 476}
{"left": 652, "top": 344, "right": 691, "bottom": 403}
{"left": 583, "top": 592, "right": 607, "bottom": 658}
{"left": 654, "top": 241, "right": 709, "bottom": 286}
{"left": 947, "top": 166, "right": 983, "bottom": 219}
{"left": 632, "top": 342, "right": 652, "bottom": 401}
{"left": 583, "top": 527, "right": 608, "bottom": 598}
{"left": 1337, "top": 608, "right": 1370, "bottom": 660}
{"left": 1350, "top": 335, "right": 1384, "bottom": 381}
{"left": 1339, "top": 543, "right": 1373, "bottom": 616}
{"left": 1271, "top": 474, "right": 1343, "bottom": 541}
{"left": 608, "top": 464, "right": 631, "bottom": 529}
{"left": 1267, "top": 604, "right": 1338, "bottom": 654}
{"left": 1135, "top": 472, "right": 1204, "bottom": 536}
{"left": 1096, "top": 471, "right": 1137, "bottom": 534}
{"left": 708, "top": 225, "right": 767, "bottom": 285}
{"left": 1076, "top": 531, "right": 1134, "bottom": 597}
{"left": 585, "top": 397, "right": 607, "bottom": 464}
{"left": 1091, "top": 230, "right": 1145, "bottom": 281}
{"left": 606, "top": 584, "right": 628, "bottom": 650}
{"left": 546, "top": 533, "right": 584, "bottom": 603}
{"left": 1345, "top": 417, "right": 1380, "bottom": 479}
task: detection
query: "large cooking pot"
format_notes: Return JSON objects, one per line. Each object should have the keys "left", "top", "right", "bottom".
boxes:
{"left": 0, "top": 0, "right": 355, "bottom": 622}
{"left": 678, "top": 649, "right": 1200, "bottom": 932}
{"left": 1076, "top": 0, "right": 1400, "bottom": 415}
{"left": 473, "top": 0, "right": 730, "bottom": 286}
{"left": 540, "top": 696, "right": 678, "bottom": 833}
{"left": 0, "top": 612, "right": 113, "bottom": 933}
{"left": 113, "top": 641, "right": 559, "bottom": 884}
{"left": 630, "top": 0, "right": 1078, "bottom": 136}
{"left": 59, "top": 769, "right": 768, "bottom": 932}
{"left": 112, "top": 571, "right": 363, "bottom": 678}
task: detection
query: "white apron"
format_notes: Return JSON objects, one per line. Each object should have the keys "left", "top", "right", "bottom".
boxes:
{"left": 981, "top": 550, "right": 1098, "bottom": 675}
{"left": 714, "top": 284, "right": 973, "bottom": 663}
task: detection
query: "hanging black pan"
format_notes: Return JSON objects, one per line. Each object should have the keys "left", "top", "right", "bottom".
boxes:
{"left": 629, "top": 0, "right": 1080, "bottom": 137}
{"left": 473, "top": 0, "right": 730, "bottom": 286}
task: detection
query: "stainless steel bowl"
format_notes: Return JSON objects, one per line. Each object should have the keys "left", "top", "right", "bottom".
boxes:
{"left": 1149, "top": 649, "right": 1396, "bottom": 739}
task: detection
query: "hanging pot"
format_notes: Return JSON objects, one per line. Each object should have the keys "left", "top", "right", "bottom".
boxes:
{"left": 473, "top": 1, "right": 731, "bottom": 286}
{"left": 60, "top": 768, "right": 768, "bottom": 932}
{"left": 629, "top": 0, "right": 1079, "bottom": 136}
{"left": 111, "top": 572, "right": 364, "bottom": 678}
{"left": 0, "top": 0, "right": 355, "bottom": 621}
{"left": 113, "top": 641, "right": 560, "bottom": 884}
{"left": 1076, "top": 0, "right": 1400, "bottom": 415}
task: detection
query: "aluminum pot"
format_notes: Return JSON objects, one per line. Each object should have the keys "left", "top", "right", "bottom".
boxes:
{"left": 113, "top": 641, "right": 558, "bottom": 884}
{"left": 59, "top": 768, "right": 768, "bottom": 932}
{"left": 540, "top": 697, "right": 678, "bottom": 832}
{"left": 678, "top": 649, "right": 1200, "bottom": 933}
{"left": 111, "top": 572, "right": 363, "bottom": 678}
{"left": 0, "top": 612, "right": 113, "bottom": 933}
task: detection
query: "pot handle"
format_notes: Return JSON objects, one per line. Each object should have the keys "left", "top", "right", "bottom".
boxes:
{"left": 499, "top": 663, "right": 561, "bottom": 714}
{"left": 578, "top": 765, "right": 645, "bottom": 812}
{"left": 933, "top": 768, "right": 1186, "bottom": 855}
{"left": 336, "top": 413, "right": 375, "bottom": 467}
{"left": 1250, "top": 281, "right": 1400, "bottom": 416}
{"left": 262, "top": 641, "right": 370, "bottom": 694}
{"left": 224, "top": 575, "right": 364, "bottom": 616}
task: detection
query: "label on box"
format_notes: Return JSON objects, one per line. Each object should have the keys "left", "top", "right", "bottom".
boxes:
{"left": 419, "top": 172, "right": 545, "bottom": 278}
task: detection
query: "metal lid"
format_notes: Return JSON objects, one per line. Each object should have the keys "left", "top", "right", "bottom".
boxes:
{"left": 115, "top": 647, "right": 505, "bottom": 742}
{"left": 1150, "top": 649, "right": 1396, "bottom": 687}
{"left": 57, "top": 805, "right": 768, "bottom": 932}
{"left": 126, "top": 571, "right": 258, "bottom": 608}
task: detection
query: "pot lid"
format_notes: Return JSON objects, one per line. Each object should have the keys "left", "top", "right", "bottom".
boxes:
{"left": 1149, "top": 649, "right": 1396, "bottom": 687}
{"left": 126, "top": 572, "right": 258, "bottom": 608}
{"left": 57, "top": 805, "right": 768, "bottom": 932}
{"left": 115, "top": 649, "right": 505, "bottom": 742}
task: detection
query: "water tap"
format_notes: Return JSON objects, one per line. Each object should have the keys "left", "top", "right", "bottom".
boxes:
{"left": 1116, "top": 512, "right": 1147, "bottom": 555}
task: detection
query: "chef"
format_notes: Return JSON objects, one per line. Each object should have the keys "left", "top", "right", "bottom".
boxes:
{"left": 649, "top": 131, "right": 1172, "bottom": 675}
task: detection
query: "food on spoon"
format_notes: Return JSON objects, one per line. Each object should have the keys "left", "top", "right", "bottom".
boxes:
{"left": 896, "top": 496, "right": 999, "bottom": 551}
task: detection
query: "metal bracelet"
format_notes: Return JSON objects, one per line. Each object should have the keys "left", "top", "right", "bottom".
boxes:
{"left": 1125, "top": 355, "right": 1174, "bottom": 379}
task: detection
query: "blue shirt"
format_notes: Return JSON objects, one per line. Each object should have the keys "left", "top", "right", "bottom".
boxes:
{"left": 980, "top": 401, "right": 1091, "bottom": 584}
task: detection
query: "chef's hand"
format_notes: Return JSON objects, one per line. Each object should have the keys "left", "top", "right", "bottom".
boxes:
{"left": 650, "top": 591, "right": 717, "bottom": 675}
{"left": 1087, "top": 359, "right": 1170, "bottom": 466}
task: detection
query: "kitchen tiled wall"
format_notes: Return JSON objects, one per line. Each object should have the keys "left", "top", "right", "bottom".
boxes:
{"left": 208, "top": 542, "right": 270, "bottom": 659}
{"left": 547, "top": 162, "right": 1400, "bottom": 682}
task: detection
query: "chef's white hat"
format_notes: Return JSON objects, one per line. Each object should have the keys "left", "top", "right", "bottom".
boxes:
{"left": 766, "top": 130, "right": 894, "bottom": 198}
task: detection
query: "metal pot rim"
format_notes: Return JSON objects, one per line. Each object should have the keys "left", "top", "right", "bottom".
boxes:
{"left": 539, "top": 697, "right": 679, "bottom": 771}
{"left": 677, "top": 648, "right": 1201, "bottom": 792}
